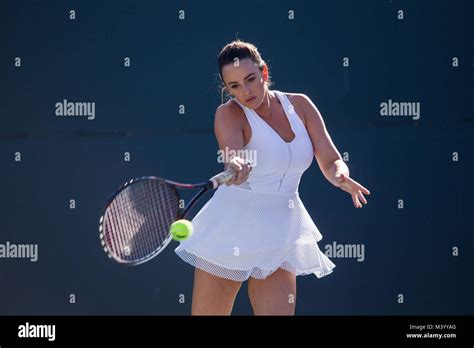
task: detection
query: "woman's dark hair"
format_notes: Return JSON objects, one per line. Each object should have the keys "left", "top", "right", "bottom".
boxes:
{"left": 217, "top": 40, "right": 272, "bottom": 103}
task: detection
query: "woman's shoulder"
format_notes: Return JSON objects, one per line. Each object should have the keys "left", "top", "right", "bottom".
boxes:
{"left": 216, "top": 97, "right": 248, "bottom": 121}
{"left": 214, "top": 99, "right": 251, "bottom": 145}
{"left": 214, "top": 99, "right": 247, "bottom": 129}
{"left": 217, "top": 98, "right": 241, "bottom": 112}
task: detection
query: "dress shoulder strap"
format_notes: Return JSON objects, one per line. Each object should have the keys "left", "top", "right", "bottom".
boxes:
{"left": 230, "top": 97, "right": 260, "bottom": 130}
{"left": 274, "top": 90, "right": 306, "bottom": 130}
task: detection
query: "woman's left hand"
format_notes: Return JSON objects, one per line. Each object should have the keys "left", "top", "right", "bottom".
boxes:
{"left": 334, "top": 173, "right": 371, "bottom": 208}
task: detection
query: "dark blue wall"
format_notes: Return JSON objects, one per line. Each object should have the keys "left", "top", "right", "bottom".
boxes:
{"left": 0, "top": 0, "right": 472, "bottom": 315}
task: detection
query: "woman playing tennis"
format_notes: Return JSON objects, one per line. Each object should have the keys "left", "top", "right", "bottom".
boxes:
{"left": 175, "top": 40, "right": 370, "bottom": 315}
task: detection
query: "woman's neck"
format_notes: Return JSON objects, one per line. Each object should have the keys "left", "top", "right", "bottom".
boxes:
{"left": 255, "top": 89, "right": 277, "bottom": 119}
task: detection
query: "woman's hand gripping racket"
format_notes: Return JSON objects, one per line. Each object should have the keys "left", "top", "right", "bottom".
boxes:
{"left": 98, "top": 168, "right": 236, "bottom": 266}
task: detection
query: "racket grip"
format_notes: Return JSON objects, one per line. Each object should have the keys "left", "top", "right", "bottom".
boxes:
{"left": 209, "top": 168, "right": 236, "bottom": 189}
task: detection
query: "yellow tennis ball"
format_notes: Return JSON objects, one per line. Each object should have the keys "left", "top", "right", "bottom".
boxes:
{"left": 170, "top": 219, "right": 194, "bottom": 241}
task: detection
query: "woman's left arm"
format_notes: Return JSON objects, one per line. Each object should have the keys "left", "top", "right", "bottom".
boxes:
{"left": 295, "top": 94, "right": 371, "bottom": 208}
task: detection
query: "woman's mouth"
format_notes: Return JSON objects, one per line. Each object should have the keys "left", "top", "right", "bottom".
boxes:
{"left": 246, "top": 96, "right": 256, "bottom": 102}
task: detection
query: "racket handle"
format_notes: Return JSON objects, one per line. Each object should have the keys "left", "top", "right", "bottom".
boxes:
{"left": 209, "top": 168, "right": 236, "bottom": 189}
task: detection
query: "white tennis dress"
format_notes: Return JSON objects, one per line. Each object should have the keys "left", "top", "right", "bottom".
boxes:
{"left": 175, "top": 90, "right": 336, "bottom": 281}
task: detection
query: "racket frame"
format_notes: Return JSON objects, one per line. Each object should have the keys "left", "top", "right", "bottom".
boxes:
{"left": 98, "top": 176, "right": 210, "bottom": 266}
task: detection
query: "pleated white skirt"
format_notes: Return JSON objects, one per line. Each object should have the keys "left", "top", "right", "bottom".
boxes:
{"left": 174, "top": 185, "right": 335, "bottom": 281}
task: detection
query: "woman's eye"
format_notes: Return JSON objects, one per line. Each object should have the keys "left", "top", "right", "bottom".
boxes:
{"left": 230, "top": 78, "right": 253, "bottom": 89}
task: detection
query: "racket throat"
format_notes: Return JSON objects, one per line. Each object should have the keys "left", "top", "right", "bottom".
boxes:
{"left": 180, "top": 187, "right": 208, "bottom": 218}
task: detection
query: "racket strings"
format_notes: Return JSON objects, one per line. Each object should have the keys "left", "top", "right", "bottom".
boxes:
{"left": 103, "top": 180, "right": 179, "bottom": 263}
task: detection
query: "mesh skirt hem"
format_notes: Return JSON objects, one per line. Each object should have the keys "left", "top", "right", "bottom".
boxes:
{"left": 175, "top": 248, "right": 335, "bottom": 282}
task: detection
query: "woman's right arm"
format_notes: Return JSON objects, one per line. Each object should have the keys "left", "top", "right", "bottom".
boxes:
{"left": 214, "top": 104, "right": 251, "bottom": 186}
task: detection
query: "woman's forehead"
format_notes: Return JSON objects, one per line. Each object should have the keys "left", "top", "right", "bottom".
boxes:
{"left": 222, "top": 59, "right": 258, "bottom": 80}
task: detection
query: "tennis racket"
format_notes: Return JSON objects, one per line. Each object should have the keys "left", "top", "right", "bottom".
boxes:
{"left": 98, "top": 168, "right": 236, "bottom": 266}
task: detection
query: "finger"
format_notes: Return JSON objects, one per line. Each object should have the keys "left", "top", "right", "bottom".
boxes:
{"left": 243, "top": 163, "right": 251, "bottom": 174}
{"left": 238, "top": 163, "right": 250, "bottom": 177}
{"left": 236, "top": 164, "right": 252, "bottom": 184}
{"left": 352, "top": 192, "right": 362, "bottom": 208}
{"left": 354, "top": 180, "right": 370, "bottom": 195}
{"left": 358, "top": 190, "right": 368, "bottom": 204}
{"left": 358, "top": 185, "right": 370, "bottom": 195}
{"left": 345, "top": 176, "right": 370, "bottom": 194}
{"left": 234, "top": 168, "right": 246, "bottom": 184}
{"left": 231, "top": 162, "right": 243, "bottom": 171}
{"left": 356, "top": 195, "right": 362, "bottom": 208}
{"left": 351, "top": 183, "right": 370, "bottom": 197}
{"left": 245, "top": 158, "right": 256, "bottom": 171}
